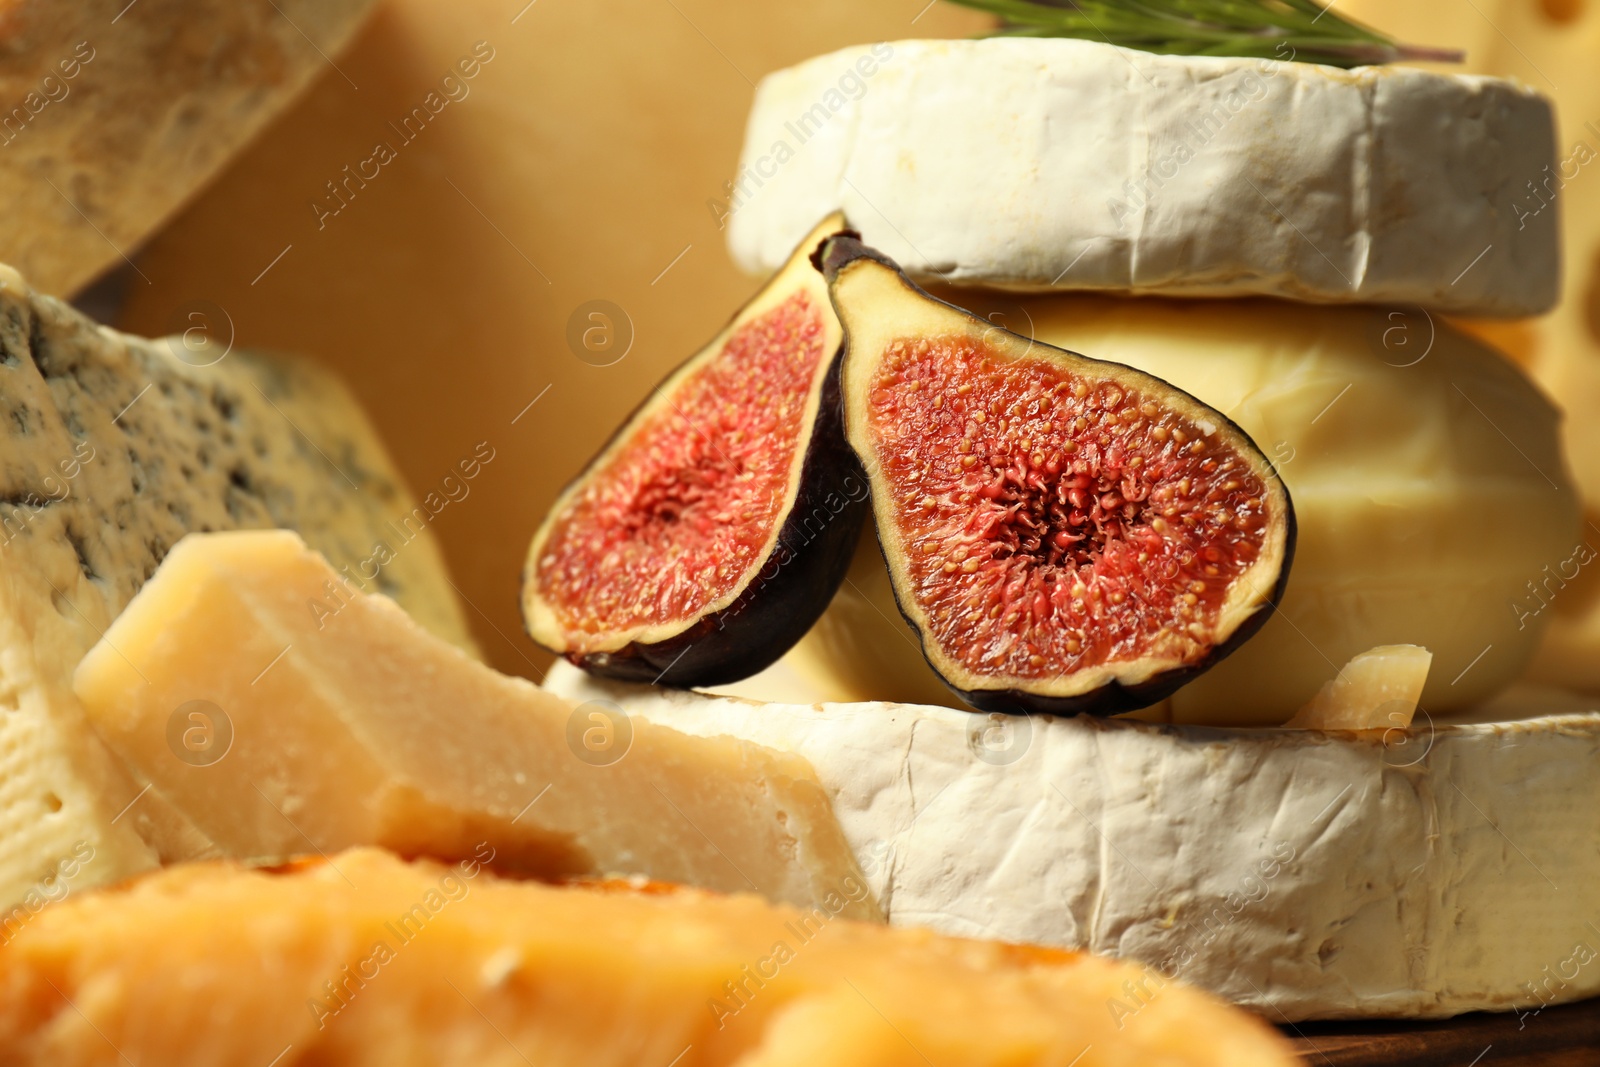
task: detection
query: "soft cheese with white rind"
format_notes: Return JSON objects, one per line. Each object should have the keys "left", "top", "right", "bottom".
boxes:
{"left": 728, "top": 39, "right": 1558, "bottom": 316}
{"left": 549, "top": 660, "right": 1600, "bottom": 1021}
{"left": 788, "top": 293, "right": 1580, "bottom": 725}
{"left": 0, "top": 266, "right": 479, "bottom": 917}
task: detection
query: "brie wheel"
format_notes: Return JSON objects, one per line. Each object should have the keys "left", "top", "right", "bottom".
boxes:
{"left": 727, "top": 38, "right": 1558, "bottom": 316}
{"left": 550, "top": 660, "right": 1600, "bottom": 1022}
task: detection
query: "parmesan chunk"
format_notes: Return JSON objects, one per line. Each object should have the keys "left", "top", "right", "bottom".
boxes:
{"left": 0, "top": 848, "right": 1295, "bottom": 1067}
{"left": 71, "top": 530, "right": 874, "bottom": 917}
{"left": 1284, "top": 645, "right": 1433, "bottom": 731}
{"left": 0, "top": 268, "right": 477, "bottom": 915}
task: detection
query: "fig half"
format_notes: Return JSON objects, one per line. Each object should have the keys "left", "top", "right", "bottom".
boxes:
{"left": 524, "top": 215, "right": 866, "bottom": 687}
{"left": 819, "top": 237, "right": 1296, "bottom": 715}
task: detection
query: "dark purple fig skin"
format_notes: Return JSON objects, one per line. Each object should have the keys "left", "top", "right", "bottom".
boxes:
{"left": 526, "top": 351, "right": 868, "bottom": 689}
{"left": 819, "top": 235, "right": 1297, "bottom": 717}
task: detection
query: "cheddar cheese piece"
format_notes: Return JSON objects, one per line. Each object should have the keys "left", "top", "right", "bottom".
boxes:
{"left": 72, "top": 529, "right": 873, "bottom": 916}
{"left": 0, "top": 847, "right": 1297, "bottom": 1066}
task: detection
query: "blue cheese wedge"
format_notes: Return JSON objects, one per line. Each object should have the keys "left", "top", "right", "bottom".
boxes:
{"left": 0, "top": 264, "right": 476, "bottom": 917}
{"left": 726, "top": 38, "right": 1559, "bottom": 317}
{"left": 550, "top": 661, "right": 1600, "bottom": 1022}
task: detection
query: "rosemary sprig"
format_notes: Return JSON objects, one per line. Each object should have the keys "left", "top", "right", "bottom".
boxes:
{"left": 944, "top": 0, "right": 1464, "bottom": 68}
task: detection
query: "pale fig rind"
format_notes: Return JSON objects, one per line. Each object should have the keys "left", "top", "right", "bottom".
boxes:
{"left": 819, "top": 236, "right": 1296, "bottom": 716}
{"left": 523, "top": 215, "right": 866, "bottom": 688}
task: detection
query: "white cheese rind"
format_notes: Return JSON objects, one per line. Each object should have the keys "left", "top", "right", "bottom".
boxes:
{"left": 550, "top": 660, "right": 1600, "bottom": 1022}
{"left": 727, "top": 38, "right": 1559, "bottom": 316}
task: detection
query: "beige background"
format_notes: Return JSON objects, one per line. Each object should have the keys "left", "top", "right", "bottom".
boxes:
{"left": 113, "top": 0, "right": 987, "bottom": 678}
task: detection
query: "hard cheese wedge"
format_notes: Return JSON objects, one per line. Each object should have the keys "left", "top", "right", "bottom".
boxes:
{"left": 71, "top": 530, "right": 874, "bottom": 917}
{"left": 0, "top": 847, "right": 1296, "bottom": 1067}
{"left": 1284, "top": 645, "right": 1433, "bottom": 731}
{"left": 551, "top": 662, "right": 1600, "bottom": 1022}
{"left": 0, "top": 266, "right": 477, "bottom": 915}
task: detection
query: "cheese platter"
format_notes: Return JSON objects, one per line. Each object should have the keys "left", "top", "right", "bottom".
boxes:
{"left": 0, "top": 0, "right": 1594, "bottom": 1062}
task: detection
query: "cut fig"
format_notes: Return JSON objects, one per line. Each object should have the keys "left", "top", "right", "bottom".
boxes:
{"left": 523, "top": 214, "right": 866, "bottom": 687}
{"left": 818, "top": 237, "right": 1297, "bottom": 715}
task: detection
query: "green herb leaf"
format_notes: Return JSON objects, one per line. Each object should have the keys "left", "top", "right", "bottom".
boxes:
{"left": 944, "top": 0, "right": 1464, "bottom": 68}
